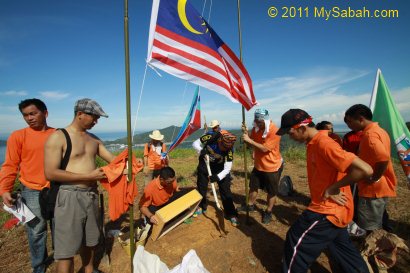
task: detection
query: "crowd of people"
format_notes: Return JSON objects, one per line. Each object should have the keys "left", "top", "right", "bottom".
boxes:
{"left": 0, "top": 97, "right": 404, "bottom": 273}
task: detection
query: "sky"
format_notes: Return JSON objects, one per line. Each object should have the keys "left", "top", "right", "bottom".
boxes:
{"left": 1, "top": 0, "right": 409, "bottom": 139}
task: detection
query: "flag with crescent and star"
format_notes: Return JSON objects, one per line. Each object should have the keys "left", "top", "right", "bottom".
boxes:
{"left": 147, "top": 0, "right": 257, "bottom": 110}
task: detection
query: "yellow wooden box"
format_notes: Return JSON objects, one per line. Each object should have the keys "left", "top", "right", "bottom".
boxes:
{"left": 151, "top": 189, "right": 202, "bottom": 241}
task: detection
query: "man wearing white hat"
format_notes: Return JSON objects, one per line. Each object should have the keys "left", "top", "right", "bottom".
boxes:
{"left": 143, "top": 130, "right": 168, "bottom": 183}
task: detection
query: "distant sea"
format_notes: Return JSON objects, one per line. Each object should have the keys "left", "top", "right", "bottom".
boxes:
{"left": 0, "top": 146, "right": 6, "bottom": 165}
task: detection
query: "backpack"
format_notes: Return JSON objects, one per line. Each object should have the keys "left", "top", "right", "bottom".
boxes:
{"left": 39, "top": 128, "right": 71, "bottom": 220}
{"left": 278, "top": 175, "right": 294, "bottom": 197}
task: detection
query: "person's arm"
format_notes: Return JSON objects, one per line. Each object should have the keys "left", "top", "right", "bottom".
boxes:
{"left": 367, "top": 161, "right": 388, "bottom": 183}
{"left": 97, "top": 141, "right": 116, "bottom": 163}
{"left": 192, "top": 138, "right": 202, "bottom": 154}
{"left": 140, "top": 206, "right": 158, "bottom": 225}
{"left": 44, "top": 131, "right": 106, "bottom": 183}
{"left": 324, "top": 157, "right": 373, "bottom": 205}
{"left": 242, "top": 133, "right": 270, "bottom": 153}
{"left": 0, "top": 133, "right": 22, "bottom": 207}
{"left": 209, "top": 150, "right": 233, "bottom": 182}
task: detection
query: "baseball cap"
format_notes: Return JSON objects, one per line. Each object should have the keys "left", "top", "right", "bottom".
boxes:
{"left": 276, "top": 109, "right": 312, "bottom": 135}
{"left": 74, "top": 98, "right": 108, "bottom": 118}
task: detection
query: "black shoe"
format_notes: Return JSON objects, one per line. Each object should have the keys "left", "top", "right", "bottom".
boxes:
{"left": 237, "top": 204, "right": 256, "bottom": 213}
{"left": 262, "top": 211, "right": 272, "bottom": 224}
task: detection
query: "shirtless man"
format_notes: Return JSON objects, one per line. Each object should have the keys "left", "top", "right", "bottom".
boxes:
{"left": 44, "top": 98, "right": 115, "bottom": 273}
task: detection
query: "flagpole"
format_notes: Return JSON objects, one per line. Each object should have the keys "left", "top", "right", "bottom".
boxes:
{"left": 236, "top": 0, "right": 250, "bottom": 223}
{"left": 123, "top": 0, "right": 135, "bottom": 266}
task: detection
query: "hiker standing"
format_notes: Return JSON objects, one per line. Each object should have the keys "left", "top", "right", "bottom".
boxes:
{"left": 240, "top": 108, "right": 283, "bottom": 225}
{"left": 315, "top": 121, "right": 343, "bottom": 147}
{"left": 0, "top": 99, "right": 55, "bottom": 273}
{"left": 343, "top": 104, "right": 397, "bottom": 233}
{"left": 277, "top": 109, "right": 372, "bottom": 273}
{"left": 143, "top": 130, "right": 168, "bottom": 185}
{"left": 44, "top": 98, "right": 115, "bottom": 273}
{"left": 192, "top": 130, "right": 239, "bottom": 226}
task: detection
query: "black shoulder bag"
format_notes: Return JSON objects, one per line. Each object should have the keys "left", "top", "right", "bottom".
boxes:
{"left": 40, "top": 128, "right": 72, "bottom": 220}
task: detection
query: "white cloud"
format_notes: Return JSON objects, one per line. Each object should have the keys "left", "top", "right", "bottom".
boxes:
{"left": 39, "top": 91, "right": 70, "bottom": 100}
{"left": 1, "top": 90, "right": 28, "bottom": 96}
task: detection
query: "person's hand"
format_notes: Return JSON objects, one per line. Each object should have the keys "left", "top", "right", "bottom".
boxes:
{"left": 242, "top": 133, "right": 251, "bottom": 144}
{"left": 1, "top": 192, "right": 15, "bottom": 207}
{"left": 241, "top": 124, "right": 248, "bottom": 133}
{"left": 143, "top": 166, "right": 149, "bottom": 174}
{"left": 89, "top": 168, "right": 106, "bottom": 180}
{"left": 323, "top": 188, "right": 347, "bottom": 206}
{"left": 209, "top": 174, "right": 219, "bottom": 183}
{"left": 149, "top": 215, "right": 158, "bottom": 225}
{"left": 367, "top": 176, "right": 380, "bottom": 184}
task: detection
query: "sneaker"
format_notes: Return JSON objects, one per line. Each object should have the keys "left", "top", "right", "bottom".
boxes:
{"left": 230, "top": 217, "right": 239, "bottom": 227}
{"left": 237, "top": 204, "right": 256, "bottom": 213}
{"left": 262, "top": 211, "right": 272, "bottom": 225}
{"left": 192, "top": 208, "right": 206, "bottom": 218}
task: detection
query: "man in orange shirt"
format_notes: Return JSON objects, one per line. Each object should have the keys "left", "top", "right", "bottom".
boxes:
{"left": 0, "top": 98, "right": 55, "bottom": 273}
{"left": 343, "top": 104, "right": 397, "bottom": 232}
{"left": 241, "top": 108, "right": 283, "bottom": 224}
{"left": 139, "top": 167, "right": 179, "bottom": 225}
{"left": 277, "top": 109, "right": 371, "bottom": 273}
{"left": 143, "top": 130, "right": 167, "bottom": 185}
{"left": 315, "top": 120, "right": 343, "bottom": 147}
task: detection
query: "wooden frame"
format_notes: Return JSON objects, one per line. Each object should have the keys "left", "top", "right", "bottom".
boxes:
{"left": 151, "top": 189, "right": 202, "bottom": 241}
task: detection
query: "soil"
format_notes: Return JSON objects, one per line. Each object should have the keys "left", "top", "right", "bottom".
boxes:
{"left": 1, "top": 158, "right": 409, "bottom": 273}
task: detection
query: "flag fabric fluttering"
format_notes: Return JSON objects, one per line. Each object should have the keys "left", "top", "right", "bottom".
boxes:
{"left": 165, "top": 86, "right": 201, "bottom": 155}
{"left": 370, "top": 69, "right": 410, "bottom": 183}
{"left": 147, "top": 0, "right": 257, "bottom": 110}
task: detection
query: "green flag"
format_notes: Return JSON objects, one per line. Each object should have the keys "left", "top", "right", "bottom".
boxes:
{"left": 370, "top": 69, "right": 410, "bottom": 183}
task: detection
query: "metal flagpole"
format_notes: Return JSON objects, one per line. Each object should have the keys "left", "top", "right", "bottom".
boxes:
{"left": 123, "top": 0, "right": 136, "bottom": 267}
{"left": 236, "top": 0, "right": 250, "bottom": 223}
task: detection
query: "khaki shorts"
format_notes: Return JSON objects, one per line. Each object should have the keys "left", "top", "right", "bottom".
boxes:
{"left": 54, "top": 185, "right": 100, "bottom": 260}
{"left": 357, "top": 197, "right": 387, "bottom": 231}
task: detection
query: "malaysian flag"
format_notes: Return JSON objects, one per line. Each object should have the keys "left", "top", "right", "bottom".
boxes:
{"left": 147, "top": 0, "right": 257, "bottom": 110}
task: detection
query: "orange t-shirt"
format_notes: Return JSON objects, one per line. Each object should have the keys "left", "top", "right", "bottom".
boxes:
{"left": 0, "top": 127, "right": 55, "bottom": 195}
{"left": 139, "top": 177, "right": 177, "bottom": 207}
{"left": 357, "top": 122, "right": 397, "bottom": 198}
{"left": 143, "top": 142, "right": 167, "bottom": 170}
{"left": 250, "top": 122, "right": 282, "bottom": 172}
{"left": 306, "top": 131, "right": 356, "bottom": 228}
{"left": 101, "top": 149, "right": 143, "bottom": 221}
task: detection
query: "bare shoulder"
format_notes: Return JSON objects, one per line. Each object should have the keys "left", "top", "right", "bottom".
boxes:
{"left": 87, "top": 132, "right": 103, "bottom": 144}
{"left": 46, "top": 129, "right": 66, "bottom": 146}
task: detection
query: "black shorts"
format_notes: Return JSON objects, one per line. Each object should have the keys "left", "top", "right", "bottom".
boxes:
{"left": 249, "top": 164, "right": 283, "bottom": 195}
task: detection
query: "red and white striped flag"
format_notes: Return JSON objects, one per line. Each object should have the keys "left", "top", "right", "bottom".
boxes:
{"left": 147, "top": 0, "right": 257, "bottom": 110}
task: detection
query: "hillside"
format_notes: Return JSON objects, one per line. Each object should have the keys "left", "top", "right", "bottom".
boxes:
{"left": 0, "top": 140, "right": 6, "bottom": 147}
{"left": 104, "top": 126, "right": 243, "bottom": 146}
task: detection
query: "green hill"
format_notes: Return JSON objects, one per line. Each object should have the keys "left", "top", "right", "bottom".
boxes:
{"left": 0, "top": 140, "right": 6, "bottom": 147}
{"left": 104, "top": 126, "right": 243, "bottom": 145}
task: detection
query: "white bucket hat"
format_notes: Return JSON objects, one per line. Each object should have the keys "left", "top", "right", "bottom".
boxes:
{"left": 209, "top": 120, "right": 220, "bottom": 128}
{"left": 149, "top": 130, "right": 164, "bottom": 141}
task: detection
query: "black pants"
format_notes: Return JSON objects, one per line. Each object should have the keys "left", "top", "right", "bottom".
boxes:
{"left": 282, "top": 210, "right": 369, "bottom": 273}
{"left": 196, "top": 169, "right": 237, "bottom": 218}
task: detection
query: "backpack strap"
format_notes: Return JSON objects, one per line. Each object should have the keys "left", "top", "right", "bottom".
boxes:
{"left": 59, "top": 128, "right": 72, "bottom": 170}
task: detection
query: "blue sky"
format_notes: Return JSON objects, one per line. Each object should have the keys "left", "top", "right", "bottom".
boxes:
{"left": 1, "top": 0, "right": 409, "bottom": 139}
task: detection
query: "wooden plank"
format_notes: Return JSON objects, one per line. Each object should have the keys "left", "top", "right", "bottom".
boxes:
{"left": 151, "top": 189, "right": 202, "bottom": 241}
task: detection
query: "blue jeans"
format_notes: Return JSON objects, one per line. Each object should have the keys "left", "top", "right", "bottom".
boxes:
{"left": 21, "top": 186, "right": 48, "bottom": 273}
